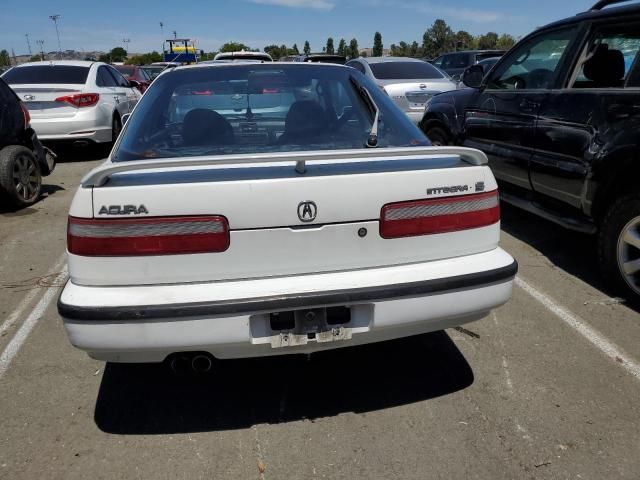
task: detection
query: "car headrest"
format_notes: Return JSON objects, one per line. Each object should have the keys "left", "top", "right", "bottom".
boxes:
{"left": 284, "top": 101, "right": 327, "bottom": 136}
{"left": 583, "top": 44, "right": 625, "bottom": 86}
{"left": 182, "top": 109, "right": 234, "bottom": 146}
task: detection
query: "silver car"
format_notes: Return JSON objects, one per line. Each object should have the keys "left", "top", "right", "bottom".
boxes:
{"left": 346, "top": 57, "right": 457, "bottom": 124}
{"left": 1, "top": 61, "right": 140, "bottom": 146}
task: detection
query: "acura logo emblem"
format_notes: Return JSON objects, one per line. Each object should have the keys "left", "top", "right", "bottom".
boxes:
{"left": 297, "top": 201, "right": 317, "bottom": 223}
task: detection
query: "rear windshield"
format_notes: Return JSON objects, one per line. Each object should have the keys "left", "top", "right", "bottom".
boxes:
{"left": 114, "top": 64, "right": 428, "bottom": 162}
{"left": 115, "top": 66, "right": 135, "bottom": 78}
{"left": 2, "top": 65, "right": 89, "bottom": 84}
{"left": 369, "top": 61, "right": 445, "bottom": 80}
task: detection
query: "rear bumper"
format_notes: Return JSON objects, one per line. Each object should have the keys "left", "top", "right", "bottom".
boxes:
{"left": 31, "top": 110, "right": 112, "bottom": 144}
{"left": 59, "top": 248, "right": 517, "bottom": 362}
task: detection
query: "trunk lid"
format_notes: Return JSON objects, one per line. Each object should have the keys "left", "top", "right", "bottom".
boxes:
{"left": 69, "top": 148, "right": 499, "bottom": 286}
{"left": 380, "top": 80, "right": 456, "bottom": 113}
{"left": 11, "top": 84, "right": 84, "bottom": 118}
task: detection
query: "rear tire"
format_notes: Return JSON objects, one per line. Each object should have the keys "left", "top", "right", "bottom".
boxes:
{"left": 598, "top": 193, "right": 640, "bottom": 301}
{"left": 0, "top": 145, "right": 42, "bottom": 208}
{"left": 112, "top": 115, "right": 122, "bottom": 143}
{"left": 425, "top": 126, "right": 450, "bottom": 146}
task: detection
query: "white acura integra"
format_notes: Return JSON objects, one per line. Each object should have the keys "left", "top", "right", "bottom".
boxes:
{"left": 58, "top": 62, "right": 516, "bottom": 370}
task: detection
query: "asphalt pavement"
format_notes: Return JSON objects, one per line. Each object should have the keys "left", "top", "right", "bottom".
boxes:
{"left": 0, "top": 149, "right": 639, "bottom": 479}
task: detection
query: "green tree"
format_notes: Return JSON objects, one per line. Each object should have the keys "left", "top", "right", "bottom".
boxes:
{"left": 220, "top": 42, "right": 251, "bottom": 53}
{"left": 109, "top": 47, "right": 128, "bottom": 62}
{"left": 348, "top": 38, "right": 359, "bottom": 59}
{"left": 373, "top": 32, "right": 383, "bottom": 57}
{"left": 477, "top": 32, "right": 499, "bottom": 49}
{"left": 410, "top": 41, "right": 419, "bottom": 57}
{"left": 496, "top": 33, "right": 516, "bottom": 50}
{"left": 292, "top": 43, "right": 300, "bottom": 55}
{"left": 337, "top": 38, "right": 346, "bottom": 57}
{"left": 0, "top": 49, "right": 10, "bottom": 66}
{"left": 264, "top": 44, "right": 282, "bottom": 59}
{"left": 29, "top": 55, "right": 43, "bottom": 62}
{"left": 422, "top": 19, "right": 454, "bottom": 58}
{"left": 125, "top": 51, "right": 163, "bottom": 65}
{"left": 98, "top": 53, "right": 111, "bottom": 63}
{"left": 326, "top": 37, "right": 335, "bottom": 54}
{"left": 304, "top": 40, "right": 311, "bottom": 54}
{"left": 454, "top": 30, "right": 476, "bottom": 51}
{"left": 390, "top": 43, "right": 398, "bottom": 56}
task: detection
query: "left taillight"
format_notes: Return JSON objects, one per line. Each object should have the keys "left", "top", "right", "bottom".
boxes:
{"left": 55, "top": 93, "right": 99, "bottom": 108}
{"left": 20, "top": 102, "right": 31, "bottom": 127}
{"left": 380, "top": 190, "right": 500, "bottom": 239}
{"left": 67, "top": 216, "right": 230, "bottom": 256}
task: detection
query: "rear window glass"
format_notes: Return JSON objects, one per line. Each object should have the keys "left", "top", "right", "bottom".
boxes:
{"left": 369, "top": 62, "right": 444, "bottom": 80}
{"left": 115, "top": 66, "right": 135, "bottom": 78}
{"left": 114, "top": 64, "right": 428, "bottom": 162}
{"left": 2, "top": 65, "right": 89, "bottom": 84}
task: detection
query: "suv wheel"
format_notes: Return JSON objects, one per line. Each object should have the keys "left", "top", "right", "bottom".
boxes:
{"left": 599, "top": 193, "right": 640, "bottom": 300}
{"left": 0, "top": 146, "right": 42, "bottom": 208}
{"left": 425, "top": 126, "right": 450, "bottom": 146}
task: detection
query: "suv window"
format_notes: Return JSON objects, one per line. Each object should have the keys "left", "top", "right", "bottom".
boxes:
{"left": 3, "top": 65, "right": 89, "bottom": 85}
{"left": 96, "top": 66, "right": 118, "bottom": 87}
{"left": 431, "top": 56, "right": 444, "bottom": 68}
{"left": 572, "top": 23, "right": 640, "bottom": 89}
{"left": 487, "top": 27, "right": 577, "bottom": 90}
{"left": 443, "top": 53, "right": 470, "bottom": 69}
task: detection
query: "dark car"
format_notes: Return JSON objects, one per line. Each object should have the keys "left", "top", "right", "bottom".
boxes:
{"left": 0, "top": 77, "right": 55, "bottom": 207}
{"left": 431, "top": 50, "right": 506, "bottom": 79}
{"left": 113, "top": 65, "right": 151, "bottom": 93}
{"left": 420, "top": 0, "right": 640, "bottom": 300}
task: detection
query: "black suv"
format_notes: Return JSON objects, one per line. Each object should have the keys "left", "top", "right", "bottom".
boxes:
{"left": 430, "top": 50, "right": 506, "bottom": 79}
{"left": 0, "top": 77, "right": 55, "bottom": 207}
{"left": 420, "top": 0, "right": 640, "bottom": 300}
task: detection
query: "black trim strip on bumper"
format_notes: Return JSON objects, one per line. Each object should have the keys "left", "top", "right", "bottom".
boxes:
{"left": 58, "top": 260, "right": 518, "bottom": 322}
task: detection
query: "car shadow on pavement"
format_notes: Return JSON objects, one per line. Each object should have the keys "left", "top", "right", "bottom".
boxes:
{"left": 501, "top": 203, "right": 638, "bottom": 311}
{"left": 47, "top": 143, "right": 110, "bottom": 163}
{"left": 94, "top": 331, "right": 474, "bottom": 435}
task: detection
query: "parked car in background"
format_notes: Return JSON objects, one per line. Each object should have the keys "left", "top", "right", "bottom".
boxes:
{"left": 420, "top": 0, "right": 640, "bottom": 301}
{"left": 431, "top": 50, "right": 506, "bottom": 79}
{"left": 213, "top": 51, "right": 273, "bottom": 62}
{"left": 0, "top": 77, "right": 55, "bottom": 207}
{"left": 1, "top": 61, "right": 139, "bottom": 148}
{"left": 141, "top": 65, "right": 166, "bottom": 81}
{"left": 113, "top": 65, "right": 151, "bottom": 93}
{"left": 57, "top": 62, "right": 516, "bottom": 367}
{"left": 347, "top": 57, "right": 457, "bottom": 124}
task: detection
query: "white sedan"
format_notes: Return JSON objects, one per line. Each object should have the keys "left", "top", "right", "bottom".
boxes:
{"left": 2, "top": 60, "right": 140, "bottom": 146}
{"left": 57, "top": 62, "right": 516, "bottom": 371}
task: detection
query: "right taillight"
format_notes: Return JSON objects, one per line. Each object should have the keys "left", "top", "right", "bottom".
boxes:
{"left": 67, "top": 216, "right": 230, "bottom": 256}
{"left": 380, "top": 190, "right": 500, "bottom": 239}
{"left": 55, "top": 93, "right": 99, "bottom": 108}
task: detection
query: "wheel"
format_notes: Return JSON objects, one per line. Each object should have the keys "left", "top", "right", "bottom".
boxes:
{"left": 0, "top": 145, "right": 42, "bottom": 208}
{"left": 598, "top": 193, "right": 640, "bottom": 301}
{"left": 426, "top": 126, "right": 450, "bottom": 146}
{"left": 112, "top": 115, "right": 122, "bottom": 143}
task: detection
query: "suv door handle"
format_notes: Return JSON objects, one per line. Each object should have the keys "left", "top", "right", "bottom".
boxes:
{"left": 520, "top": 99, "right": 540, "bottom": 113}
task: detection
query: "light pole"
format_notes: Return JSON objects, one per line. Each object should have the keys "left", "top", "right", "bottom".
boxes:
{"left": 49, "top": 15, "right": 62, "bottom": 59}
{"left": 122, "top": 38, "right": 130, "bottom": 57}
{"left": 25, "top": 33, "right": 32, "bottom": 56}
{"left": 36, "top": 40, "right": 45, "bottom": 61}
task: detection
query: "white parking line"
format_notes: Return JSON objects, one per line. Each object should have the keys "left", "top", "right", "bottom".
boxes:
{"left": 0, "top": 254, "right": 66, "bottom": 338}
{"left": 0, "top": 261, "right": 68, "bottom": 380}
{"left": 516, "top": 276, "right": 640, "bottom": 381}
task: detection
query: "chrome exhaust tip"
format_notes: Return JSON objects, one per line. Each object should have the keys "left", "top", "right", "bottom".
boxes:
{"left": 169, "top": 354, "right": 190, "bottom": 374}
{"left": 191, "top": 354, "right": 214, "bottom": 374}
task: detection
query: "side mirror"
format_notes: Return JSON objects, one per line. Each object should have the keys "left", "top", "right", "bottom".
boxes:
{"left": 128, "top": 79, "right": 141, "bottom": 89}
{"left": 461, "top": 65, "right": 485, "bottom": 89}
{"left": 122, "top": 113, "right": 131, "bottom": 125}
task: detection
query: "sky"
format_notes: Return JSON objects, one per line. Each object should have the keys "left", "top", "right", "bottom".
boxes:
{"left": 1, "top": 0, "right": 596, "bottom": 56}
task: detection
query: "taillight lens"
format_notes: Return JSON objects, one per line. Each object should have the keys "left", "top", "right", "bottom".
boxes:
{"left": 55, "top": 93, "right": 100, "bottom": 108}
{"left": 68, "top": 216, "right": 230, "bottom": 256}
{"left": 20, "top": 102, "right": 31, "bottom": 126}
{"left": 380, "top": 190, "right": 500, "bottom": 239}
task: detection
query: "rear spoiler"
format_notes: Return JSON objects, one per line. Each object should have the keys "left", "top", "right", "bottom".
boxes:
{"left": 81, "top": 146, "right": 488, "bottom": 188}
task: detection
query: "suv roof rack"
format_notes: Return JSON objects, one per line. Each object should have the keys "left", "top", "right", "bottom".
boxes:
{"left": 591, "top": 0, "right": 637, "bottom": 10}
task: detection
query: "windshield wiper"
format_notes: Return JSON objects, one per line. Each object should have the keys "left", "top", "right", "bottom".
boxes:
{"left": 349, "top": 76, "right": 380, "bottom": 148}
